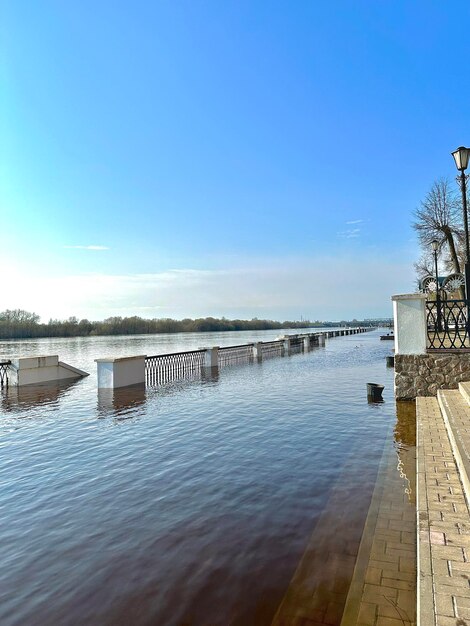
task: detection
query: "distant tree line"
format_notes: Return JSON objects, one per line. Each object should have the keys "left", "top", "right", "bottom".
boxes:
{"left": 0, "top": 309, "right": 375, "bottom": 340}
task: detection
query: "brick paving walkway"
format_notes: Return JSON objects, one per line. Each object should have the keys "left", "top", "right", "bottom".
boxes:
{"left": 272, "top": 389, "right": 470, "bottom": 625}
{"left": 417, "top": 395, "right": 470, "bottom": 626}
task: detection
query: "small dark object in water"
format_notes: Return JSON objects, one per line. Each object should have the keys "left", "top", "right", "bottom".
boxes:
{"left": 367, "top": 382, "right": 384, "bottom": 402}
{"left": 386, "top": 356, "right": 395, "bottom": 368}
{"left": 380, "top": 333, "right": 394, "bottom": 340}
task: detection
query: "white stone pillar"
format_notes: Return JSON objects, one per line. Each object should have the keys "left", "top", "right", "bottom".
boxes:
{"left": 391, "top": 293, "right": 427, "bottom": 355}
{"left": 202, "top": 347, "right": 219, "bottom": 369}
{"left": 303, "top": 336, "right": 310, "bottom": 351}
{"left": 318, "top": 333, "right": 325, "bottom": 347}
{"left": 253, "top": 342, "right": 263, "bottom": 361}
{"left": 95, "top": 355, "right": 146, "bottom": 389}
{"left": 283, "top": 336, "right": 291, "bottom": 356}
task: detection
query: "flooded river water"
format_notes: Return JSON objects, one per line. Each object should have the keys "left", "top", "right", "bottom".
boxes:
{"left": 0, "top": 328, "right": 403, "bottom": 625}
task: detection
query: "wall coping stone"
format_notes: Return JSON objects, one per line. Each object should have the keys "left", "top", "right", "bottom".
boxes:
{"left": 391, "top": 292, "right": 427, "bottom": 301}
{"left": 95, "top": 355, "right": 147, "bottom": 363}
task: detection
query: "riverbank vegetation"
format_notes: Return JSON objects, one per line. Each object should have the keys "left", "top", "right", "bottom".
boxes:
{"left": 0, "top": 309, "right": 376, "bottom": 339}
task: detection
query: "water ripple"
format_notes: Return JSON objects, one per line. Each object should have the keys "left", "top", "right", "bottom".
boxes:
{"left": 0, "top": 329, "right": 396, "bottom": 625}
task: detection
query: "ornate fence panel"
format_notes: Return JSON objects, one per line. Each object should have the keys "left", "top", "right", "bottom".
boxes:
{"left": 0, "top": 361, "right": 10, "bottom": 388}
{"left": 145, "top": 350, "right": 207, "bottom": 385}
{"left": 143, "top": 330, "right": 352, "bottom": 385}
{"left": 288, "top": 336, "right": 304, "bottom": 355}
{"left": 218, "top": 344, "right": 254, "bottom": 367}
{"left": 426, "top": 299, "right": 470, "bottom": 349}
{"left": 259, "top": 341, "right": 284, "bottom": 359}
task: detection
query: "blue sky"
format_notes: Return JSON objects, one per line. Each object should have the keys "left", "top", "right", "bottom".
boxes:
{"left": 1, "top": 1, "right": 469, "bottom": 321}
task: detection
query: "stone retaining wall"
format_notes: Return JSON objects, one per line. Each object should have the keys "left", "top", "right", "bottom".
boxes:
{"left": 395, "top": 353, "right": 470, "bottom": 399}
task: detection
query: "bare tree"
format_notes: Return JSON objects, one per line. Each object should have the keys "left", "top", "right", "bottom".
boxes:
{"left": 414, "top": 252, "right": 434, "bottom": 281}
{"left": 0, "top": 309, "right": 40, "bottom": 323}
{"left": 413, "top": 178, "right": 462, "bottom": 275}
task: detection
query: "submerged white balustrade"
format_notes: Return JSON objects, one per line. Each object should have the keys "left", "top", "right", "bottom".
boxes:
{"left": 95, "top": 355, "right": 146, "bottom": 389}
{"left": 8, "top": 355, "right": 89, "bottom": 386}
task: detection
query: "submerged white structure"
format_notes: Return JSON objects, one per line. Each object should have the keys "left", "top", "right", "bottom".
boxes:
{"left": 8, "top": 355, "right": 89, "bottom": 386}
{"left": 95, "top": 355, "right": 146, "bottom": 389}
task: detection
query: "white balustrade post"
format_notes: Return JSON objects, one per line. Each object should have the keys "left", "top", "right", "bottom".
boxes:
{"left": 95, "top": 355, "right": 146, "bottom": 389}
{"left": 391, "top": 293, "right": 427, "bottom": 355}
{"left": 253, "top": 342, "right": 263, "bottom": 362}
{"left": 283, "top": 336, "right": 291, "bottom": 356}
{"left": 203, "top": 347, "right": 219, "bottom": 369}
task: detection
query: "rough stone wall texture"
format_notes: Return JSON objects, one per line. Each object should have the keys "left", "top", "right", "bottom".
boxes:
{"left": 395, "top": 353, "right": 470, "bottom": 399}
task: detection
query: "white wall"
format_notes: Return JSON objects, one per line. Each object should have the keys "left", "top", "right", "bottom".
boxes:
{"left": 392, "top": 293, "right": 427, "bottom": 355}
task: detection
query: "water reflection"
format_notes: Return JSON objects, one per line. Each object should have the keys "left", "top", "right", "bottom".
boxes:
{"left": 395, "top": 400, "right": 416, "bottom": 447}
{"left": 200, "top": 366, "right": 220, "bottom": 383}
{"left": 271, "top": 439, "right": 382, "bottom": 626}
{"left": 394, "top": 401, "right": 416, "bottom": 503}
{"left": 0, "top": 380, "right": 79, "bottom": 413}
{"left": 97, "top": 385, "right": 146, "bottom": 419}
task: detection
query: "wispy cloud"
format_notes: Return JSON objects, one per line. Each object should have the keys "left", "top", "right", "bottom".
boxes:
{"left": 63, "top": 245, "right": 110, "bottom": 251}
{"left": 337, "top": 228, "right": 361, "bottom": 239}
{"left": 0, "top": 253, "right": 415, "bottom": 321}
{"left": 345, "top": 219, "right": 363, "bottom": 225}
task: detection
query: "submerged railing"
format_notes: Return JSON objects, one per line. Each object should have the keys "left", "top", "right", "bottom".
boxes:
{"left": 218, "top": 344, "right": 254, "bottom": 367}
{"left": 258, "top": 341, "right": 284, "bottom": 359}
{"left": 143, "top": 328, "right": 370, "bottom": 387}
{"left": 145, "top": 349, "right": 206, "bottom": 385}
{"left": 426, "top": 299, "right": 470, "bottom": 349}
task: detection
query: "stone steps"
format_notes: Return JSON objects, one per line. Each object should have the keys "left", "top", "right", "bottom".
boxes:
{"left": 459, "top": 381, "right": 470, "bottom": 406}
{"left": 437, "top": 387, "right": 470, "bottom": 508}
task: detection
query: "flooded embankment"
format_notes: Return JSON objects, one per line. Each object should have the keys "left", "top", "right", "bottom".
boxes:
{"left": 0, "top": 329, "right": 409, "bottom": 625}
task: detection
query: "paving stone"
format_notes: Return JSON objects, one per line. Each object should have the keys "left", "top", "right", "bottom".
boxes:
{"left": 417, "top": 394, "right": 470, "bottom": 626}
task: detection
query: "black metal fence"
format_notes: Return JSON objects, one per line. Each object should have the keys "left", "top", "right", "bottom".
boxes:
{"left": 218, "top": 344, "right": 254, "bottom": 367}
{"left": 144, "top": 329, "right": 368, "bottom": 386}
{"left": 426, "top": 299, "right": 470, "bottom": 349}
{"left": 145, "top": 349, "right": 206, "bottom": 385}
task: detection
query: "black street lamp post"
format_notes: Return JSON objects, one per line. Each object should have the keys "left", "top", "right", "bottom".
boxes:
{"left": 431, "top": 239, "right": 442, "bottom": 332}
{"left": 451, "top": 146, "right": 470, "bottom": 332}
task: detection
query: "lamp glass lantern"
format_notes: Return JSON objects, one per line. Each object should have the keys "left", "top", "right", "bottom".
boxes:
{"left": 431, "top": 239, "right": 439, "bottom": 252}
{"left": 452, "top": 146, "right": 470, "bottom": 172}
